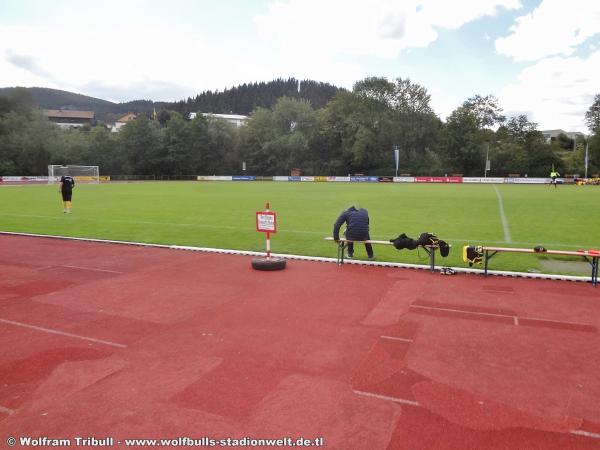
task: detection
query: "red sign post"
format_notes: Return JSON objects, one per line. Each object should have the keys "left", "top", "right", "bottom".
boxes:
{"left": 256, "top": 202, "right": 277, "bottom": 258}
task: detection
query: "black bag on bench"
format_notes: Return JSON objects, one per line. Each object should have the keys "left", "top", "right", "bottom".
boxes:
{"left": 389, "top": 233, "right": 418, "bottom": 250}
{"left": 390, "top": 232, "right": 450, "bottom": 257}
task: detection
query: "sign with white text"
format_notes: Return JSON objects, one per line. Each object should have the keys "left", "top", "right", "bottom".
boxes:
{"left": 256, "top": 211, "right": 277, "bottom": 233}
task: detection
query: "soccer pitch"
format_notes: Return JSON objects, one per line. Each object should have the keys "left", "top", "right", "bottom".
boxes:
{"left": 1, "top": 181, "right": 599, "bottom": 275}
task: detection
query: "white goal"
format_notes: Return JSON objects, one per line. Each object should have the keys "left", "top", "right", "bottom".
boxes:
{"left": 48, "top": 165, "right": 100, "bottom": 184}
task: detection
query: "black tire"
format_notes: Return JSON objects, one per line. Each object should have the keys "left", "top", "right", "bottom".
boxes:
{"left": 251, "top": 257, "right": 287, "bottom": 271}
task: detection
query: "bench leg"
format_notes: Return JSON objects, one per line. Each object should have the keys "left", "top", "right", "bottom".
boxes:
{"left": 484, "top": 250, "right": 489, "bottom": 276}
{"left": 337, "top": 242, "right": 345, "bottom": 266}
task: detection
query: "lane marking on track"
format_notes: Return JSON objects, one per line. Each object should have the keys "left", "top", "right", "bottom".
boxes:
{"left": 61, "top": 265, "right": 124, "bottom": 274}
{"left": 0, "top": 405, "right": 15, "bottom": 415}
{"left": 353, "top": 390, "right": 420, "bottom": 406}
{"left": 570, "top": 430, "right": 600, "bottom": 439}
{"left": 410, "top": 304, "right": 595, "bottom": 330}
{"left": 493, "top": 186, "right": 512, "bottom": 243}
{"left": 380, "top": 336, "right": 413, "bottom": 342}
{"left": 354, "top": 388, "right": 600, "bottom": 441}
{"left": 0, "top": 318, "right": 127, "bottom": 349}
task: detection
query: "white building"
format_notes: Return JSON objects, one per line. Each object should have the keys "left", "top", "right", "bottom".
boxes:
{"left": 189, "top": 112, "right": 248, "bottom": 128}
{"left": 110, "top": 112, "right": 137, "bottom": 132}
{"left": 541, "top": 129, "right": 585, "bottom": 143}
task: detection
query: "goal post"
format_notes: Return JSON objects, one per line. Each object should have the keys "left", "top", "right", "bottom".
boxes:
{"left": 48, "top": 165, "right": 100, "bottom": 184}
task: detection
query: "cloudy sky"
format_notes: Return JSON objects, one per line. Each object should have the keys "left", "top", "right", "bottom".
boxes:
{"left": 1, "top": 0, "right": 599, "bottom": 131}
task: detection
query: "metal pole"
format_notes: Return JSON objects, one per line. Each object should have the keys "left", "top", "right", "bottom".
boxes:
{"left": 585, "top": 139, "right": 589, "bottom": 179}
{"left": 484, "top": 142, "right": 490, "bottom": 178}
{"left": 265, "top": 202, "right": 270, "bottom": 258}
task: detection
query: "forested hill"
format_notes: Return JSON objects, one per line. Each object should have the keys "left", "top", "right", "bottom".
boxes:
{"left": 0, "top": 78, "right": 343, "bottom": 121}
{"left": 171, "top": 78, "right": 343, "bottom": 115}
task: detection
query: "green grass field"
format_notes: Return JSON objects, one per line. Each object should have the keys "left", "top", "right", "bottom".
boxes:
{"left": 1, "top": 181, "right": 599, "bottom": 275}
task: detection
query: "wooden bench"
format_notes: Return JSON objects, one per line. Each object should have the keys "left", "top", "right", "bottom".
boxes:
{"left": 324, "top": 237, "right": 447, "bottom": 271}
{"left": 480, "top": 246, "right": 600, "bottom": 286}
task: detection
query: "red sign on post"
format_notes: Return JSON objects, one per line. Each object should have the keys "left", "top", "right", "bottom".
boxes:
{"left": 256, "top": 211, "right": 277, "bottom": 233}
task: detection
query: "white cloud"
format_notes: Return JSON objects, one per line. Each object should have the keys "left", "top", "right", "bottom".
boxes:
{"left": 498, "top": 51, "right": 600, "bottom": 132}
{"left": 495, "top": 0, "right": 600, "bottom": 61}
{"left": 254, "top": 0, "right": 521, "bottom": 59}
{"left": 0, "top": 22, "right": 262, "bottom": 101}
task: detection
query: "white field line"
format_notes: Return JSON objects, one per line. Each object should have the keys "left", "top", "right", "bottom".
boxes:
{"left": 0, "top": 213, "right": 595, "bottom": 249}
{"left": 0, "top": 318, "right": 127, "bottom": 348}
{"left": 493, "top": 186, "right": 512, "bottom": 243}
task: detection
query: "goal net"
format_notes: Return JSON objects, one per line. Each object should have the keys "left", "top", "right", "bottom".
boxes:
{"left": 48, "top": 165, "right": 100, "bottom": 184}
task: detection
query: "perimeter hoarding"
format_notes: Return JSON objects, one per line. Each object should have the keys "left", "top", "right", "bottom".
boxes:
{"left": 415, "top": 176, "right": 463, "bottom": 183}
{"left": 463, "top": 177, "right": 505, "bottom": 183}
{"left": 393, "top": 177, "right": 415, "bottom": 183}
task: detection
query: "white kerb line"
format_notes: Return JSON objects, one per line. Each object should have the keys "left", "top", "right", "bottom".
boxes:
{"left": 493, "top": 186, "right": 512, "bottom": 243}
{"left": 0, "top": 318, "right": 127, "bottom": 348}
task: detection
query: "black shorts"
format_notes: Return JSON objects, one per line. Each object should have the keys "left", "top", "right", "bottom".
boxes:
{"left": 61, "top": 191, "right": 72, "bottom": 201}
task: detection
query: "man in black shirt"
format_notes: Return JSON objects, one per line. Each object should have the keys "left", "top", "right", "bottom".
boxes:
{"left": 59, "top": 175, "right": 75, "bottom": 213}
{"left": 333, "top": 205, "right": 375, "bottom": 259}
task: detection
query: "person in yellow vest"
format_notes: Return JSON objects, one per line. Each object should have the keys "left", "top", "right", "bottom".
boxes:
{"left": 550, "top": 169, "right": 560, "bottom": 188}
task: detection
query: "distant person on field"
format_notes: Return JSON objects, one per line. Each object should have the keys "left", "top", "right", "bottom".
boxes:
{"left": 333, "top": 205, "right": 374, "bottom": 259}
{"left": 59, "top": 175, "right": 75, "bottom": 213}
{"left": 550, "top": 168, "right": 560, "bottom": 188}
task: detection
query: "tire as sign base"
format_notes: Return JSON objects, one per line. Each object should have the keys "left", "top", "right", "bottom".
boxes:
{"left": 251, "top": 257, "right": 287, "bottom": 271}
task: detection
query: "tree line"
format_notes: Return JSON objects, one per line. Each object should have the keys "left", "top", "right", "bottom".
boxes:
{"left": 1, "top": 80, "right": 599, "bottom": 177}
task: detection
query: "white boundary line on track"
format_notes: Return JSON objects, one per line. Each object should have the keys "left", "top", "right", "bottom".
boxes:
{"left": 0, "top": 318, "right": 127, "bottom": 349}
{"left": 0, "top": 213, "right": 596, "bottom": 249}
{"left": 493, "top": 186, "right": 512, "bottom": 243}
{"left": 0, "top": 230, "right": 592, "bottom": 284}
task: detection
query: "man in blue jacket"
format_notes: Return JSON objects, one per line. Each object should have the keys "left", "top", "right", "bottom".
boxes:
{"left": 333, "top": 206, "right": 374, "bottom": 259}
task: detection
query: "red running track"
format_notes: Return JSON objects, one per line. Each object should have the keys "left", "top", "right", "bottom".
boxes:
{"left": 0, "top": 234, "right": 599, "bottom": 449}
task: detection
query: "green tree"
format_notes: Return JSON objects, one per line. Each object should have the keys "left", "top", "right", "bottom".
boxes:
{"left": 118, "top": 115, "right": 163, "bottom": 174}
{"left": 0, "top": 109, "right": 56, "bottom": 175}
{"left": 585, "top": 94, "right": 600, "bottom": 133}
{"left": 462, "top": 95, "right": 505, "bottom": 129}
{"left": 440, "top": 107, "right": 483, "bottom": 175}
{"left": 87, "top": 126, "right": 122, "bottom": 174}
{"left": 495, "top": 115, "right": 560, "bottom": 176}
{"left": 203, "top": 115, "right": 237, "bottom": 174}
{"left": 239, "top": 108, "right": 276, "bottom": 175}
